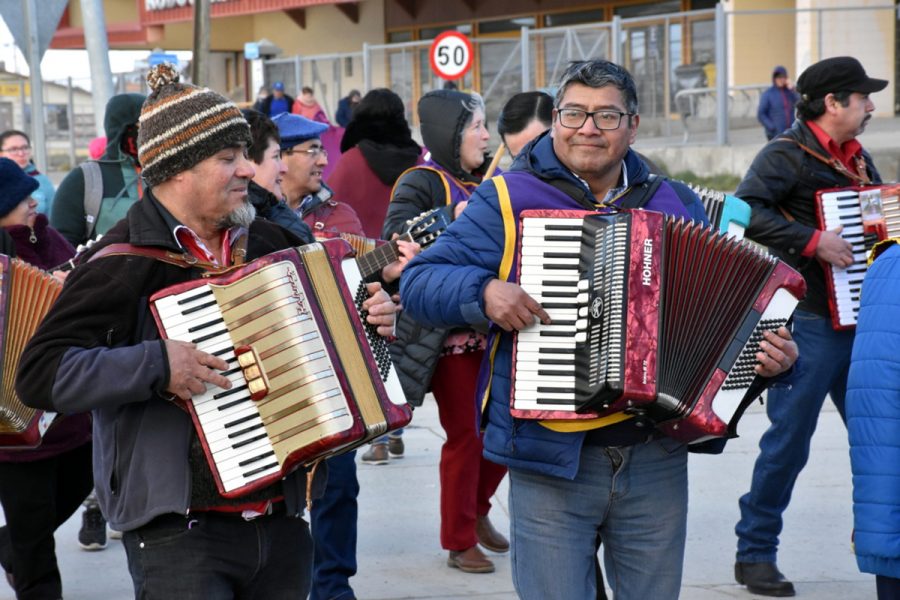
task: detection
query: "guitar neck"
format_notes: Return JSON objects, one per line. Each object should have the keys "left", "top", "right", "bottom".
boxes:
{"left": 355, "top": 232, "right": 413, "bottom": 280}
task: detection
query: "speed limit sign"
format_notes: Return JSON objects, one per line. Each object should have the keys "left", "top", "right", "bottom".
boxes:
{"left": 429, "top": 31, "right": 474, "bottom": 81}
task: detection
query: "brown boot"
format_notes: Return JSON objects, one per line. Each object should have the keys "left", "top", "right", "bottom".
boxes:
{"left": 476, "top": 515, "right": 510, "bottom": 553}
{"left": 447, "top": 545, "right": 495, "bottom": 573}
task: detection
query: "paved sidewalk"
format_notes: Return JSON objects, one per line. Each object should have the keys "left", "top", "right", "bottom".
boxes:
{"left": 0, "top": 396, "right": 872, "bottom": 600}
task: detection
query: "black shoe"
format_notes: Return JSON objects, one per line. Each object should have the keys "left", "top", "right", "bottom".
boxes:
{"left": 735, "top": 561, "right": 795, "bottom": 597}
{"left": 78, "top": 506, "right": 108, "bottom": 551}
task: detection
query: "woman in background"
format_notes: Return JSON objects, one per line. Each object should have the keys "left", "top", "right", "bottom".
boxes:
{"left": 0, "top": 130, "right": 56, "bottom": 217}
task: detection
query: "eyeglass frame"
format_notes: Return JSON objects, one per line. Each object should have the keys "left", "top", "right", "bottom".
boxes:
{"left": 282, "top": 144, "right": 327, "bottom": 159}
{"left": 555, "top": 107, "right": 635, "bottom": 131}
{"left": 0, "top": 145, "right": 31, "bottom": 154}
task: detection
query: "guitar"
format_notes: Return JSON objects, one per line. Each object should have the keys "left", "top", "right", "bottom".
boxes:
{"left": 318, "top": 207, "right": 452, "bottom": 280}
{"left": 51, "top": 236, "right": 103, "bottom": 273}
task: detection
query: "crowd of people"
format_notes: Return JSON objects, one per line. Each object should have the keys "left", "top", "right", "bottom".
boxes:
{"left": 0, "top": 52, "right": 893, "bottom": 600}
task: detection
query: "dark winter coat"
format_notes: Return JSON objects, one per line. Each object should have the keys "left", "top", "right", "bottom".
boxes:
{"left": 737, "top": 120, "right": 880, "bottom": 317}
{"left": 247, "top": 180, "right": 314, "bottom": 243}
{"left": 16, "top": 192, "right": 317, "bottom": 531}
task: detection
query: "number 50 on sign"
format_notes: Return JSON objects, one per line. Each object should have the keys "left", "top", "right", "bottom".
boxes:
{"left": 429, "top": 31, "right": 474, "bottom": 81}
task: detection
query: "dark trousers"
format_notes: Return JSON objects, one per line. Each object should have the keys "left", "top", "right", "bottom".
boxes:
{"left": 310, "top": 451, "right": 359, "bottom": 600}
{"left": 122, "top": 510, "right": 313, "bottom": 600}
{"left": 0, "top": 441, "right": 94, "bottom": 600}
{"left": 878, "top": 575, "right": 900, "bottom": 600}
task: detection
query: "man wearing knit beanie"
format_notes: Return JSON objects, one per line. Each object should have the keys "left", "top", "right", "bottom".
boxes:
{"left": 15, "top": 63, "right": 329, "bottom": 599}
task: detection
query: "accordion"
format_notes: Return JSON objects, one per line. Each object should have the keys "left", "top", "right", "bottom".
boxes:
{"left": 151, "top": 239, "right": 411, "bottom": 498}
{"left": 682, "top": 181, "right": 752, "bottom": 239}
{"left": 816, "top": 184, "right": 900, "bottom": 330}
{"left": 510, "top": 209, "right": 806, "bottom": 444}
{"left": 0, "top": 255, "right": 63, "bottom": 448}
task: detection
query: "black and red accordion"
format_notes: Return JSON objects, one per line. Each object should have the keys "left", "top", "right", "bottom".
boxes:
{"left": 151, "top": 239, "right": 410, "bottom": 498}
{"left": 816, "top": 184, "right": 900, "bottom": 330}
{"left": 510, "top": 209, "right": 806, "bottom": 444}
{"left": 0, "top": 255, "right": 63, "bottom": 448}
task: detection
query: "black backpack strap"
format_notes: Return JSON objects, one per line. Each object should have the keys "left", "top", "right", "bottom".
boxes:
{"left": 617, "top": 174, "right": 665, "bottom": 209}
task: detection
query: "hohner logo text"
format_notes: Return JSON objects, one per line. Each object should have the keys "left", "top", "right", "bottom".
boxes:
{"left": 642, "top": 238, "right": 653, "bottom": 286}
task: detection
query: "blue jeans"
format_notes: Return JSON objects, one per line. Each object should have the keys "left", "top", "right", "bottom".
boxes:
{"left": 122, "top": 510, "right": 312, "bottom": 599}
{"left": 509, "top": 439, "right": 688, "bottom": 600}
{"left": 736, "top": 310, "right": 853, "bottom": 562}
{"left": 310, "top": 451, "right": 358, "bottom": 600}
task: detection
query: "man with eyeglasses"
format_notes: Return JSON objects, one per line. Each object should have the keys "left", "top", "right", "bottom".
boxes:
{"left": 397, "top": 59, "right": 798, "bottom": 600}
{"left": 274, "top": 113, "right": 363, "bottom": 236}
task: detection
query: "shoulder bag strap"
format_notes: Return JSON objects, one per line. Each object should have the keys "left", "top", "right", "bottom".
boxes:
{"left": 80, "top": 161, "right": 103, "bottom": 241}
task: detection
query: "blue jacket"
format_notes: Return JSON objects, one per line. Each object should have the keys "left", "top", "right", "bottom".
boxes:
{"left": 400, "top": 133, "right": 708, "bottom": 479}
{"left": 847, "top": 242, "right": 900, "bottom": 578}
{"left": 757, "top": 85, "right": 799, "bottom": 140}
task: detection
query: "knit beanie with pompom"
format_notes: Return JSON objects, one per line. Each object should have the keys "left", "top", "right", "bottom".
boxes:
{"left": 137, "top": 63, "right": 251, "bottom": 187}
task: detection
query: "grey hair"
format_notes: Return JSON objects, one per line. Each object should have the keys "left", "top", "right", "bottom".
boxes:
{"left": 554, "top": 60, "right": 639, "bottom": 115}
{"left": 462, "top": 92, "right": 486, "bottom": 123}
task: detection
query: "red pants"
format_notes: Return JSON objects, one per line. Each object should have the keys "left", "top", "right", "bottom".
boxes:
{"left": 431, "top": 351, "right": 507, "bottom": 551}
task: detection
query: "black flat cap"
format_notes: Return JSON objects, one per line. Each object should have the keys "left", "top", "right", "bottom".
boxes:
{"left": 797, "top": 56, "right": 887, "bottom": 101}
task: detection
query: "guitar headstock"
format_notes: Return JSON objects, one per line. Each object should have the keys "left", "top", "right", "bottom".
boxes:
{"left": 404, "top": 207, "right": 452, "bottom": 250}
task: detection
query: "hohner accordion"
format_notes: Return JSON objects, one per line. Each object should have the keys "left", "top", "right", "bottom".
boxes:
{"left": 510, "top": 209, "right": 806, "bottom": 444}
{"left": 0, "top": 255, "right": 63, "bottom": 448}
{"left": 150, "top": 239, "right": 410, "bottom": 498}
{"left": 816, "top": 184, "right": 900, "bottom": 330}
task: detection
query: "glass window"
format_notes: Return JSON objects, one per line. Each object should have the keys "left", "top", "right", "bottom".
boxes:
{"left": 479, "top": 16, "right": 535, "bottom": 35}
{"left": 614, "top": 1, "right": 681, "bottom": 19}
{"left": 690, "top": 19, "right": 715, "bottom": 65}
{"left": 690, "top": 0, "right": 718, "bottom": 9}
{"left": 543, "top": 9, "right": 605, "bottom": 28}
{"left": 388, "top": 30, "right": 413, "bottom": 43}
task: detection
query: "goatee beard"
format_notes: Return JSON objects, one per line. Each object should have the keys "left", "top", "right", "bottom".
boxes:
{"left": 217, "top": 201, "right": 256, "bottom": 230}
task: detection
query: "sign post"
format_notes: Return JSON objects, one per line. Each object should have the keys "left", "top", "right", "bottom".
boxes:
{"left": 429, "top": 31, "right": 474, "bottom": 82}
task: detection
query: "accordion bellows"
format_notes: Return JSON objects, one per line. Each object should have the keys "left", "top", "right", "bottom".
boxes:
{"left": 0, "top": 255, "right": 63, "bottom": 448}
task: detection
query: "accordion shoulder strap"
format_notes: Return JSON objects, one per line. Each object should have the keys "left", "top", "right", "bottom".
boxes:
{"left": 86, "top": 243, "right": 229, "bottom": 273}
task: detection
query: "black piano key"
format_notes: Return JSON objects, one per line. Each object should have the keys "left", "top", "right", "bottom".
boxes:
{"left": 544, "top": 235, "right": 581, "bottom": 242}
{"left": 544, "top": 264, "right": 580, "bottom": 270}
{"left": 541, "top": 302, "right": 579, "bottom": 309}
{"left": 543, "top": 252, "right": 581, "bottom": 259}
{"left": 177, "top": 289, "right": 213, "bottom": 305}
{"left": 222, "top": 367, "right": 241, "bottom": 377}
{"left": 541, "top": 291, "right": 579, "bottom": 298}
{"left": 538, "top": 369, "right": 574, "bottom": 376}
{"left": 182, "top": 299, "right": 218, "bottom": 315}
{"left": 243, "top": 461, "right": 280, "bottom": 478}
{"left": 541, "top": 279, "right": 577, "bottom": 287}
{"left": 214, "top": 384, "right": 249, "bottom": 400}
{"left": 539, "top": 359, "right": 576, "bottom": 365}
{"left": 212, "top": 347, "right": 232, "bottom": 357}
{"left": 193, "top": 329, "right": 228, "bottom": 344}
{"left": 227, "top": 423, "right": 265, "bottom": 440}
{"left": 188, "top": 318, "right": 225, "bottom": 334}
{"left": 238, "top": 450, "right": 275, "bottom": 468}
{"left": 544, "top": 224, "right": 582, "bottom": 231}
{"left": 536, "top": 386, "right": 576, "bottom": 394}
{"left": 232, "top": 432, "right": 268, "bottom": 449}
{"left": 539, "top": 347, "right": 574, "bottom": 355}
{"left": 539, "top": 330, "right": 578, "bottom": 337}
{"left": 223, "top": 413, "right": 259, "bottom": 429}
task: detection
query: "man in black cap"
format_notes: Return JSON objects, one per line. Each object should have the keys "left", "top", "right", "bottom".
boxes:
{"left": 732, "top": 56, "right": 887, "bottom": 597}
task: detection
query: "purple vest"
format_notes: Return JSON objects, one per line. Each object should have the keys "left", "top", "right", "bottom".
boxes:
{"left": 420, "top": 160, "right": 480, "bottom": 204}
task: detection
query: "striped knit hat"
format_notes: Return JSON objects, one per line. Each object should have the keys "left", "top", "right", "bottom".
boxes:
{"left": 138, "top": 63, "right": 251, "bottom": 187}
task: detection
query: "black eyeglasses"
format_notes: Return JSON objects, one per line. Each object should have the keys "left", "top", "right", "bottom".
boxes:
{"left": 1, "top": 145, "right": 31, "bottom": 154}
{"left": 557, "top": 108, "right": 634, "bottom": 131}
{"left": 283, "top": 145, "right": 327, "bottom": 158}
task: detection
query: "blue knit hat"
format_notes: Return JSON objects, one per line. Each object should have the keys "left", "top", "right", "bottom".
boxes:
{"left": 273, "top": 113, "right": 328, "bottom": 151}
{"left": 0, "top": 157, "right": 38, "bottom": 218}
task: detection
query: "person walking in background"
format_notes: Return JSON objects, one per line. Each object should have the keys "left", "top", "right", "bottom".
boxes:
{"left": 51, "top": 93, "right": 145, "bottom": 248}
{"left": 335, "top": 90, "right": 361, "bottom": 128}
{"left": 259, "top": 81, "right": 294, "bottom": 118}
{"left": 758, "top": 66, "right": 800, "bottom": 141}
{"left": 293, "top": 86, "right": 327, "bottom": 122}
{"left": 328, "top": 88, "right": 422, "bottom": 463}
{"left": 383, "top": 88, "right": 509, "bottom": 574}
{"left": 734, "top": 56, "right": 886, "bottom": 597}
{"left": 328, "top": 88, "right": 422, "bottom": 239}
{"left": 252, "top": 84, "right": 269, "bottom": 113}
{"left": 0, "top": 157, "right": 91, "bottom": 600}
{"left": 0, "top": 130, "right": 55, "bottom": 217}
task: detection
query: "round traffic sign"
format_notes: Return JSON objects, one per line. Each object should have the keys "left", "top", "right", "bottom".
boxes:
{"left": 429, "top": 31, "right": 474, "bottom": 81}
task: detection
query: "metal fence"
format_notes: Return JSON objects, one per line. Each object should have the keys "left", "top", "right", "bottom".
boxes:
{"left": 265, "top": 3, "right": 893, "bottom": 146}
